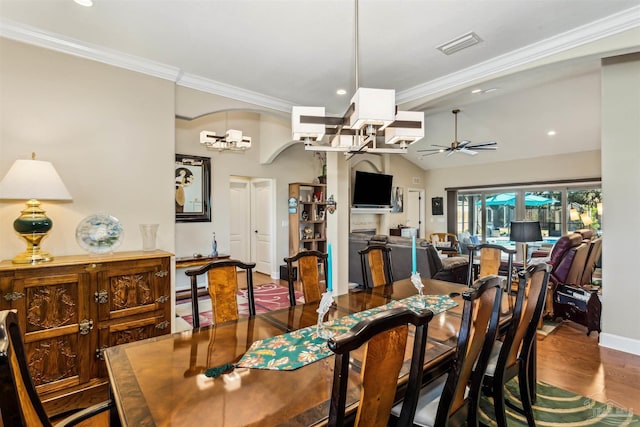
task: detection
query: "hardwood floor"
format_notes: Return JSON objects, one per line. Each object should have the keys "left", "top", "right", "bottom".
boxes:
{"left": 537, "top": 321, "right": 640, "bottom": 415}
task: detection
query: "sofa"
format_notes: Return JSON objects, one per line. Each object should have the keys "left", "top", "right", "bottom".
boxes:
{"left": 349, "top": 233, "right": 468, "bottom": 288}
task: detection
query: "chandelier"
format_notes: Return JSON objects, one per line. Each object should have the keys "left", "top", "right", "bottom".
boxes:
{"left": 200, "top": 129, "right": 251, "bottom": 151}
{"left": 291, "top": 0, "right": 424, "bottom": 155}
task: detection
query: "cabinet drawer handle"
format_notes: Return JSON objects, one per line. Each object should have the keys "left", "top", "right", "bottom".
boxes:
{"left": 155, "top": 320, "right": 170, "bottom": 330}
{"left": 95, "top": 346, "right": 108, "bottom": 361}
{"left": 94, "top": 290, "right": 109, "bottom": 304}
{"left": 3, "top": 291, "right": 25, "bottom": 301}
{"left": 155, "top": 295, "right": 169, "bottom": 304}
{"left": 79, "top": 319, "right": 94, "bottom": 335}
{"left": 155, "top": 270, "right": 169, "bottom": 278}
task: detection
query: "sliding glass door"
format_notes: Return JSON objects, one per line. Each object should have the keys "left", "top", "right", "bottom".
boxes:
{"left": 455, "top": 185, "right": 601, "bottom": 247}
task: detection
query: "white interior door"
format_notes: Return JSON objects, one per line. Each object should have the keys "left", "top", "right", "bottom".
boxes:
{"left": 250, "top": 179, "right": 274, "bottom": 275}
{"left": 407, "top": 189, "right": 424, "bottom": 238}
{"left": 229, "top": 178, "right": 250, "bottom": 261}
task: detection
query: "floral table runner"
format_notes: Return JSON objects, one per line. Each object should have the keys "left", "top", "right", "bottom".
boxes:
{"left": 236, "top": 294, "right": 457, "bottom": 371}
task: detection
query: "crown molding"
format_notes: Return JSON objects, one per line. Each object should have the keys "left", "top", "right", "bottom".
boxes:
{"left": 177, "top": 74, "right": 293, "bottom": 113}
{"left": 396, "top": 5, "right": 640, "bottom": 105}
{"left": 0, "top": 19, "right": 181, "bottom": 81}
{"left": 0, "top": 18, "right": 293, "bottom": 113}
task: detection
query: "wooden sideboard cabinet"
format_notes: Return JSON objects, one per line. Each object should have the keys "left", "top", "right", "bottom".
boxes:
{"left": 0, "top": 250, "right": 172, "bottom": 416}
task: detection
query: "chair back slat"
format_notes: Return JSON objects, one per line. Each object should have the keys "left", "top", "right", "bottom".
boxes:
{"left": 368, "top": 250, "right": 387, "bottom": 286}
{"left": 356, "top": 325, "right": 408, "bottom": 427}
{"left": 479, "top": 247, "right": 502, "bottom": 278}
{"left": 359, "top": 244, "right": 394, "bottom": 288}
{"left": 207, "top": 266, "right": 241, "bottom": 324}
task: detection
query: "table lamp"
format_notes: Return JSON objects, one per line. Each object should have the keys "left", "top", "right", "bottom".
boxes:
{"left": 510, "top": 220, "right": 542, "bottom": 267}
{"left": 0, "top": 153, "right": 72, "bottom": 264}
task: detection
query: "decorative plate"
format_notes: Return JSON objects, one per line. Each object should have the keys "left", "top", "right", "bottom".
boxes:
{"left": 76, "top": 214, "right": 124, "bottom": 254}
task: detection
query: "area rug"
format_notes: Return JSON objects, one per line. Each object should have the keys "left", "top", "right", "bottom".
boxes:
{"left": 478, "top": 379, "right": 640, "bottom": 426}
{"left": 537, "top": 319, "right": 563, "bottom": 338}
{"left": 177, "top": 283, "right": 304, "bottom": 328}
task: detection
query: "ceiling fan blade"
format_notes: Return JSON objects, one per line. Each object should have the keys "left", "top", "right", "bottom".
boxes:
{"left": 420, "top": 151, "right": 442, "bottom": 157}
{"left": 457, "top": 140, "right": 471, "bottom": 148}
{"left": 446, "top": 150, "right": 457, "bottom": 157}
{"left": 430, "top": 144, "right": 451, "bottom": 149}
{"left": 468, "top": 141, "right": 497, "bottom": 148}
{"left": 471, "top": 147, "right": 498, "bottom": 151}
{"left": 459, "top": 148, "right": 478, "bottom": 155}
{"left": 417, "top": 148, "right": 446, "bottom": 153}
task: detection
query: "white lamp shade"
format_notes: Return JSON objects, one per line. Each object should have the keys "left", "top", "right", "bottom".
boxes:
{"left": 0, "top": 159, "right": 72, "bottom": 201}
{"left": 349, "top": 88, "right": 396, "bottom": 130}
{"left": 292, "top": 106, "right": 325, "bottom": 141}
{"left": 236, "top": 136, "right": 251, "bottom": 149}
{"left": 225, "top": 129, "right": 243, "bottom": 143}
{"left": 385, "top": 111, "right": 425, "bottom": 144}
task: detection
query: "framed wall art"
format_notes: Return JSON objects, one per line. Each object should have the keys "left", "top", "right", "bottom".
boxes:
{"left": 175, "top": 154, "right": 211, "bottom": 222}
{"left": 432, "top": 197, "right": 444, "bottom": 216}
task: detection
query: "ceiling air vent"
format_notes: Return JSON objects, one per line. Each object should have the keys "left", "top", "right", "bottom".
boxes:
{"left": 437, "top": 32, "right": 482, "bottom": 55}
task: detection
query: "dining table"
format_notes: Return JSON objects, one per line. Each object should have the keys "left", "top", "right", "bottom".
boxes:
{"left": 104, "top": 277, "right": 473, "bottom": 426}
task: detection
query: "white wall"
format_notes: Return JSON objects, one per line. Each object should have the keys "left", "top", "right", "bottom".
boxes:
{"left": 600, "top": 53, "right": 640, "bottom": 355}
{"left": 0, "top": 38, "right": 175, "bottom": 261}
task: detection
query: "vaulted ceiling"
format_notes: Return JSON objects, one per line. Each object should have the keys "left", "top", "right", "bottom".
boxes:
{"left": 1, "top": 0, "right": 638, "bottom": 169}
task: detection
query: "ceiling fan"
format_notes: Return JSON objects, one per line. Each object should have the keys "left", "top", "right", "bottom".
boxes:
{"left": 418, "top": 109, "right": 497, "bottom": 157}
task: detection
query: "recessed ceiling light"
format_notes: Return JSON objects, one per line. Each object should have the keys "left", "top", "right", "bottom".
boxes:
{"left": 547, "top": 130, "right": 556, "bottom": 136}
{"left": 336, "top": 89, "right": 347, "bottom": 96}
{"left": 74, "top": 0, "right": 93, "bottom": 6}
{"left": 471, "top": 89, "right": 483, "bottom": 94}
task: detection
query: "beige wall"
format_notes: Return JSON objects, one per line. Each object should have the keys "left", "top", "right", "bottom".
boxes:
{"left": 0, "top": 38, "right": 175, "bottom": 261}
{"left": 174, "top": 91, "right": 323, "bottom": 276}
{"left": 600, "top": 53, "right": 640, "bottom": 354}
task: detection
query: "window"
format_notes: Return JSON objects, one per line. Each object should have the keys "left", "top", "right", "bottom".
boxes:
{"left": 567, "top": 188, "right": 602, "bottom": 233}
{"left": 453, "top": 183, "right": 601, "bottom": 246}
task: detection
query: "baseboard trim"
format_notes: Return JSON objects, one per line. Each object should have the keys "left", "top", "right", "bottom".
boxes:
{"left": 599, "top": 332, "right": 640, "bottom": 356}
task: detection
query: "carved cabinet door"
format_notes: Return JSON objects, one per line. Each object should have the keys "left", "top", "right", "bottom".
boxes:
{"left": 10, "top": 270, "right": 93, "bottom": 395}
{"left": 94, "top": 258, "right": 171, "bottom": 369}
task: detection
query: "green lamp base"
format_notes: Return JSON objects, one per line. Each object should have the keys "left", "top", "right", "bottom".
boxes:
{"left": 12, "top": 199, "right": 54, "bottom": 264}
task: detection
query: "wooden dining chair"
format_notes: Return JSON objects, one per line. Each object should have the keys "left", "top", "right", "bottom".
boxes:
{"left": 429, "top": 232, "right": 460, "bottom": 256}
{"left": 467, "top": 243, "right": 516, "bottom": 311}
{"left": 358, "top": 244, "right": 394, "bottom": 288}
{"left": 390, "top": 275, "right": 503, "bottom": 427}
{"left": 0, "top": 310, "right": 117, "bottom": 427}
{"left": 480, "top": 263, "right": 552, "bottom": 427}
{"left": 185, "top": 259, "right": 256, "bottom": 328}
{"left": 327, "top": 307, "right": 434, "bottom": 427}
{"left": 283, "top": 250, "right": 328, "bottom": 306}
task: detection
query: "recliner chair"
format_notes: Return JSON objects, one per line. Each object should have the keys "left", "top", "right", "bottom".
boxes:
{"left": 424, "top": 243, "right": 468, "bottom": 284}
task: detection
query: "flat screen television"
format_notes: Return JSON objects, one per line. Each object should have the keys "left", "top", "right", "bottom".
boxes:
{"left": 352, "top": 171, "right": 393, "bottom": 208}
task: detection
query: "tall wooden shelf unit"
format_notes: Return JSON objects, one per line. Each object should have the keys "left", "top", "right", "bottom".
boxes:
{"left": 289, "top": 182, "right": 327, "bottom": 256}
{"left": 0, "top": 250, "right": 172, "bottom": 416}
